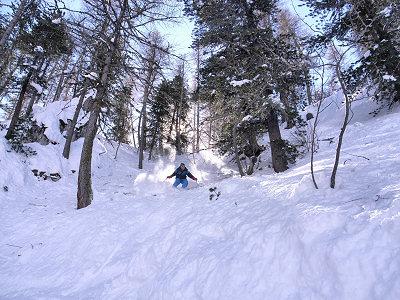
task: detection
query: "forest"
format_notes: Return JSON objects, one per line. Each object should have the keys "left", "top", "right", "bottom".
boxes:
{"left": 1, "top": 0, "right": 400, "bottom": 298}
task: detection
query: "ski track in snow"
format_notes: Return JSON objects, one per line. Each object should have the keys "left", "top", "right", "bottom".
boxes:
{"left": 1, "top": 99, "right": 400, "bottom": 299}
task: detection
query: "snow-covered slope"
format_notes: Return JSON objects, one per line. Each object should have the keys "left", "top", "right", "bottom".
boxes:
{"left": 1, "top": 96, "right": 400, "bottom": 299}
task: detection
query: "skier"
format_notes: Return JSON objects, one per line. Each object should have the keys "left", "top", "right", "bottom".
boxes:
{"left": 166, "top": 163, "right": 198, "bottom": 188}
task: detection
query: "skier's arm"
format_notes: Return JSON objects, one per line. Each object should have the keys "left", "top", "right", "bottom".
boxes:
{"left": 167, "top": 170, "right": 177, "bottom": 179}
{"left": 188, "top": 172, "right": 197, "bottom": 181}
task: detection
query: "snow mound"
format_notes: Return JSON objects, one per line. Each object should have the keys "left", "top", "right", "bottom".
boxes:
{"left": 33, "top": 98, "right": 90, "bottom": 143}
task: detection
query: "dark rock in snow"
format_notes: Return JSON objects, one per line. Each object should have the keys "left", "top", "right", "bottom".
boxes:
{"left": 306, "top": 112, "right": 314, "bottom": 121}
{"left": 31, "top": 169, "right": 61, "bottom": 182}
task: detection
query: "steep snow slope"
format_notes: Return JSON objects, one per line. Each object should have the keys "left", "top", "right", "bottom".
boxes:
{"left": 1, "top": 96, "right": 400, "bottom": 299}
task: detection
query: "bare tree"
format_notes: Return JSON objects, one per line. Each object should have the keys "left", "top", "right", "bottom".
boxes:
{"left": 75, "top": 0, "right": 177, "bottom": 208}
{"left": 330, "top": 45, "right": 353, "bottom": 189}
{"left": 310, "top": 57, "right": 326, "bottom": 189}
{"left": 77, "top": 0, "right": 128, "bottom": 209}
{"left": 5, "top": 53, "right": 42, "bottom": 139}
{"left": 0, "top": 0, "right": 30, "bottom": 50}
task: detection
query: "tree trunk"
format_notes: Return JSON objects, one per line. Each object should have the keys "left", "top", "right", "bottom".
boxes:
{"left": 232, "top": 124, "right": 245, "bottom": 176}
{"left": 53, "top": 58, "right": 69, "bottom": 102}
{"left": 23, "top": 58, "right": 45, "bottom": 118}
{"left": 208, "top": 117, "right": 212, "bottom": 148}
{"left": 196, "top": 100, "right": 200, "bottom": 152}
{"left": 0, "top": 56, "right": 22, "bottom": 96}
{"left": 176, "top": 63, "right": 185, "bottom": 155}
{"left": 192, "top": 105, "right": 196, "bottom": 153}
{"left": 77, "top": 0, "right": 127, "bottom": 209}
{"left": 0, "top": 0, "right": 28, "bottom": 50}
{"left": 195, "top": 42, "right": 201, "bottom": 152}
{"left": 168, "top": 106, "right": 176, "bottom": 142}
{"left": 266, "top": 109, "right": 288, "bottom": 173}
{"left": 137, "top": 108, "right": 142, "bottom": 149}
{"left": 5, "top": 68, "right": 34, "bottom": 139}
{"left": 148, "top": 126, "right": 158, "bottom": 160}
{"left": 138, "top": 46, "right": 157, "bottom": 169}
{"left": 246, "top": 131, "right": 260, "bottom": 175}
{"left": 330, "top": 63, "right": 350, "bottom": 188}
{"left": 138, "top": 101, "right": 148, "bottom": 169}
{"left": 63, "top": 85, "right": 88, "bottom": 159}
{"left": 279, "top": 90, "right": 294, "bottom": 129}
{"left": 77, "top": 102, "right": 100, "bottom": 209}
{"left": 130, "top": 109, "right": 137, "bottom": 148}
{"left": 304, "top": 69, "right": 313, "bottom": 105}
{"left": 24, "top": 92, "right": 40, "bottom": 119}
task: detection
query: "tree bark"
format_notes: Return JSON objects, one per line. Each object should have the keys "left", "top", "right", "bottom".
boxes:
{"left": 23, "top": 58, "right": 45, "bottom": 118}
{"left": 195, "top": 42, "right": 201, "bottom": 152}
{"left": 5, "top": 68, "right": 34, "bottom": 139}
{"left": 232, "top": 124, "right": 245, "bottom": 176}
{"left": 137, "top": 108, "right": 142, "bottom": 149}
{"left": 52, "top": 58, "right": 69, "bottom": 102}
{"left": 63, "top": 84, "right": 88, "bottom": 159}
{"left": 168, "top": 106, "right": 176, "bottom": 142}
{"left": 266, "top": 109, "right": 288, "bottom": 173}
{"left": 148, "top": 126, "right": 158, "bottom": 160}
{"left": 304, "top": 69, "right": 313, "bottom": 105}
{"left": 196, "top": 100, "right": 200, "bottom": 152}
{"left": 279, "top": 90, "right": 294, "bottom": 129}
{"left": 77, "top": 102, "right": 100, "bottom": 209}
{"left": 0, "top": 0, "right": 28, "bottom": 50}
{"left": 138, "top": 45, "right": 157, "bottom": 169}
{"left": 330, "top": 63, "right": 350, "bottom": 188}
{"left": 77, "top": 0, "right": 127, "bottom": 209}
{"left": 175, "top": 63, "right": 185, "bottom": 155}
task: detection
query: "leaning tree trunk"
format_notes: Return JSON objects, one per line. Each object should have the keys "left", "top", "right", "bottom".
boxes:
{"left": 24, "top": 91, "right": 40, "bottom": 119}
{"left": 330, "top": 63, "right": 351, "bottom": 188}
{"left": 63, "top": 85, "right": 88, "bottom": 159}
{"left": 23, "top": 58, "right": 45, "bottom": 118}
{"left": 0, "top": 56, "right": 22, "bottom": 96}
{"left": 5, "top": 68, "right": 34, "bottom": 139}
{"left": 0, "top": 0, "right": 28, "bottom": 50}
{"left": 76, "top": 0, "right": 128, "bottom": 209}
{"left": 77, "top": 11, "right": 126, "bottom": 209}
{"left": 266, "top": 109, "right": 288, "bottom": 173}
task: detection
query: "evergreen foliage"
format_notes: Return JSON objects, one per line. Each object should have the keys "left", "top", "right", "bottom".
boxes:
{"left": 303, "top": 0, "right": 400, "bottom": 107}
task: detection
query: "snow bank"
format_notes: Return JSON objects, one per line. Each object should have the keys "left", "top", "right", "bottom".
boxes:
{"left": 33, "top": 98, "right": 89, "bottom": 143}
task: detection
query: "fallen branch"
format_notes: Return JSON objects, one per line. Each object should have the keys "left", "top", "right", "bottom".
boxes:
{"left": 343, "top": 151, "right": 370, "bottom": 161}
{"left": 5, "top": 244, "right": 22, "bottom": 249}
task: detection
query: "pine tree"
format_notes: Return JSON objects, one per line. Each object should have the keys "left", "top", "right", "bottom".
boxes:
{"left": 147, "top": 80, "right": 172, "bottom": 159}
{"left": 303, "top": 0, "right": 400, "bottom": 107}
{"left": 5, "top": 5, "right": 72, "bottom": 140}
{"left": 185, "top": 0, "right": 291, "bottom": 173}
